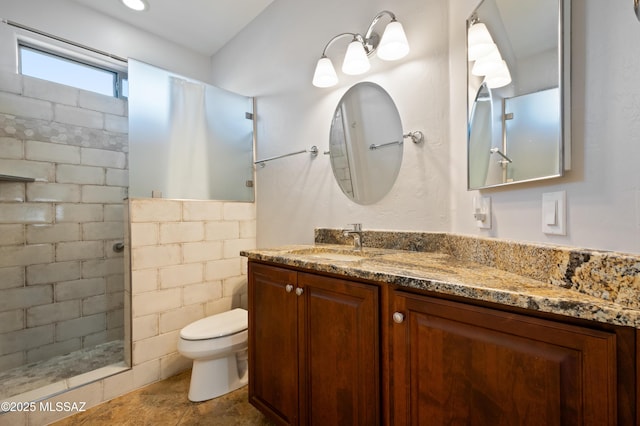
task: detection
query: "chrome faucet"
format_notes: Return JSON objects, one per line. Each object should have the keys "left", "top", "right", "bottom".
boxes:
{"left": 343, "top": 223, "right": 363, "bottom": 251}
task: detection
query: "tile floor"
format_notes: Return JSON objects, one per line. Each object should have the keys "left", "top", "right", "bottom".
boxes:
{"left": 52, "top": 370, "right": 275, "bottom": 425}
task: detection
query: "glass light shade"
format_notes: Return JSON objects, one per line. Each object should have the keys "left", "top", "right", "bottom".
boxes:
{"left": 484, "top": 60, "right": 512, "bottom": 88}
{"left": 377, "top": 21, "right": 410, "bottom": 61}
{"left": 312, "top": 57, "right": 338, "bottom": 88}
{"left": 342, "top": 40, "right": 371, "bottom": 75}
{"left": 122, "top": 0, "right": 148, "bottom": 11}
{"left": 467, "top": 22, "right": 494, "bottom": 61}
{"left": 471, "top": 49, "right": 502, "bottom": 76}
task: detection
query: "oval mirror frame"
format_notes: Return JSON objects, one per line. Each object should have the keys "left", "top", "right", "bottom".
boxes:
{"left": 329, "top": 82, "right": 403, "bottom": 205}
{"left": 466, "top": 0, "right": 571, "bottom": 190}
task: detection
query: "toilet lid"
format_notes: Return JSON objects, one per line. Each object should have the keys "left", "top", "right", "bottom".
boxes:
{"left": 180, "top": 308, "right": 248, "bottom": 341}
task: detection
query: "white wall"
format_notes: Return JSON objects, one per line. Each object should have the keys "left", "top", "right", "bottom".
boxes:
{"left": 213, "top": 0, "right": 640, "bottom": 254}
{"left": 0, "top": 0, "right": 211, "bottom": 82}
{"left": 211, "top": 0, "right": 451, "bottom": 247}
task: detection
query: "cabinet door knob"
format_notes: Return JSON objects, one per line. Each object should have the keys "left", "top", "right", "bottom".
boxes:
{"left": 393, "top": 312, "right": 405, "bottom": 323}
{"left": 285, "top": 284, "right": 294, "bottom": 293}
{"left": 295, "top": 287, "right": 304, "bottom": 296}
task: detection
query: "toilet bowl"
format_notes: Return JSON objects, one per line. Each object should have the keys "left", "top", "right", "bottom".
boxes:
{"left": 177, "top": 308, "right": 248, "bottom": 402}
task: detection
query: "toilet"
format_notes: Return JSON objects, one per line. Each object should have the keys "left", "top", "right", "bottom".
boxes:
{"left": 177, "top": 308, "right": 248, "bottom": 402}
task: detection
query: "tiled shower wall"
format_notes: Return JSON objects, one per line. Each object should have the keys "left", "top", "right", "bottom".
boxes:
{"left": 0, "top": 72, "right": 127, "bottom": 372}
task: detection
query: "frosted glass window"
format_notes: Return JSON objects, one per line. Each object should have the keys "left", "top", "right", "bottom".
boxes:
{"left": 128, "top": 59, "right": 254, "bottom": 201}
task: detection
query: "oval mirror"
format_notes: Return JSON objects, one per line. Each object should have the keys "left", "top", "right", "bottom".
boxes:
{"left": 329, "top": 82, "right": 403, "bottom": 205}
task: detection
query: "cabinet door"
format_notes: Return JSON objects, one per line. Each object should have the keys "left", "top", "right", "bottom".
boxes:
{"left": 298, "top": 273, "right": 380, "bottom": 426}
{"left": 390, "top": 291, "right": 617, "bottom": 426}
{"left": 249, "top": 263, "right": 299, "bottom": 426}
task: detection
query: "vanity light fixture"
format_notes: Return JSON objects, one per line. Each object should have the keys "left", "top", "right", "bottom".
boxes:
{"left": 467, "top": 15, "right": 511, "bottom": 89}
{"left": 121, "top": 0, "right": 149, "bottom": 12}
{"left": 312, "top": 10, "right": 410, "bottom": 88}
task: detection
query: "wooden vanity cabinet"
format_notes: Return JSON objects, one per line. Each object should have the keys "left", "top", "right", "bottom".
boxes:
{"left": 388, "top": 290, "right": 619, "bottom": 426}
{"left": 248, "top": 262, "right": 380, "bottom": 426}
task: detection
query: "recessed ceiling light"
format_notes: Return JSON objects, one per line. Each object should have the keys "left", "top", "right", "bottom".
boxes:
{"left": 121, "top": 0, "right": 148, "bottom": 11}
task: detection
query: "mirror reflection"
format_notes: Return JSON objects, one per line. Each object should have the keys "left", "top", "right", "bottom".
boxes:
{"left": 467, "top": 0, "right": 570, "bottom": 190}
{"left": 329, "top": 82, "right": 403, "bottom": 205}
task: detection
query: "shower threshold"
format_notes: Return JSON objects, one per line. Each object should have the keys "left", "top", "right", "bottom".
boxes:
{"left": 0, "top": 340, "right": 127, "bottom": 402}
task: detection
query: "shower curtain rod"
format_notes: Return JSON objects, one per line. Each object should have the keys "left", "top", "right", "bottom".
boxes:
{"left": 2, "top": 19, "right": 128, "bottom": 63}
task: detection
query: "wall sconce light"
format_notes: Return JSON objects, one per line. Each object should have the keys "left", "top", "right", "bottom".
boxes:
{"left": 467, "top": 15, "right": 511, "bottom": 89}
{"left": 312, "top": 10, "right": 410, "bottom": 88}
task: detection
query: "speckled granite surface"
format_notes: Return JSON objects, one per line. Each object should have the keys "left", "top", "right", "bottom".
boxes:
{"left": 240, "top": 229, "right": 640, "bottom": 329}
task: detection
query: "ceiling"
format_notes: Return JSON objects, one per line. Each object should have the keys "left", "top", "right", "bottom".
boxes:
{"left": 70, "top": 0, "right": 274, "bottom": 56}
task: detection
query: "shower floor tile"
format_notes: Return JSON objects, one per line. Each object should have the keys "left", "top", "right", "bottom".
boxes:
{"left": 0, "top": 340, "right": 124, "bottom": 400}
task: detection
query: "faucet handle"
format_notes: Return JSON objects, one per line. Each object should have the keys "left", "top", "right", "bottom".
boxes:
{"left": 346, "top": 223, "right": 362, "bottom": 232}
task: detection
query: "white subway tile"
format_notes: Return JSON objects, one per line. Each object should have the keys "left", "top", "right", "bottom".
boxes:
{"left": 0, "top": 309, "right": 24, "bottom": 333}
{"left": 0, "top": 244, "right": 53, "bottom": 268}
{"left": 132, "top": 288, "right": 181, "bottom": 317}
{"left": 102, "top": 368, "right": 135, "bottom": 401}
{"left": 130, "top": 222, "right": 158, "bottom": 247}
{"left": 205, "top": 258, "right": 242, "bottom": 281}
{"left": 159, "top": 222, "right": 204, "bottom": 244}
{"left": 132, "top": 359, "right": 161, "bottom": 386}
{"left": 0, "top": 182, "right": 25, "bottom": 202}
{"left": 55, "top": 277, "right": 105, "bottom": 301}
{"left": 104, "top": 204, "right": 124, "bottom": 222}
{"left": 81, "top": 147, "right": 126, "bottom": 169}
{"left": 223, "top": 202, "right": 255, "bottom": 221}
{"left": 0, "top": 325, "right": 53, "bottom": 355}
{"left": 26, "top": 182, "right": 81, "bottom": 202}
{"left": 26, "top": 261, "right": 81, "bottom": 285}
{"left": 0, "top": 203, "right": 53, "bottom": 224}
{"left": 159, "top": 352, "right": 192, "bottom": 380}
{"left": 26, "top": 300, "right": 80, "bottom": 327}
{"left": 132, "top": 330, "right": 179, "bottom": 364}
{"left": 159, "top": 263, "right": 203, "bottom": 288}
{"left": 55, "top": 203, "right": 103, "bottom": 223}
{"left": 26, "top": 223, "right": 80, "bottom": 244}
{"left": 26, "top": 338, "right": 81, "bottom": 363}
{"left": 223, "top": 238, "right": 256, "bottom": 259}
{"left": 23, "top": 76, "right": 78, "bottom": 106}
{"left": 182, "top": 241, "right": 223, "bottom": 263}
{"left": 0, "top": 92, "right": 52, "bottom": 121}
{"left": 56, "top": 164, "right": 104, "bottom": 185}
{"left": 0, "top": 137, "right": 24, "bottom": 159}
{"left": 183, "top": 201, "right": 223, "bottom": 221}
{"left": 130, "top": 199, "right": 182, "bottom": 222}
{"left": 205, "top": 221, "right": 239, "bottom": 241}
{"left": 131, "top": 269, "right": 158, "bottom": 294}
{"left": 82, "top": 221, "right": 124, "bottom": 240}
{"left": 0, "top": 159, "right": 55, "bottom": 182}
{"left": 0, "top": 71, "right": 22, "bottom": 94}
{"left": 0, "top": 266, "right": 24, "bottom": 290}
{"left": 55, "top": 313, "right": 106, "bottom": 341}
{"left": 56, "top": 241, "right": 103, "bottom": 261}
{"left": 205, "top": 297, "right": 234, "bottom": 316}
{"left": 183, "top": 281, "right": 223, "bottom": 306}
{"left": 25, "top": 140, "right": 80, "bottom": 164}
{"left": 106, "top": 168, "right": 128, "bottom": 187}
{"left": 239, "top": 220, "right": 257, "bottom": 239}
{"left": 222, "top": 276, "right": 247, "bottom": 298}
{"left": 78, "top": 90, "right": 126, "bottom": 115}
{"left": 81, "top": 185, "right": 126, "bottom": 203}
{"left": 132, "top": 245, "right": 181, "bottom": 270}
{"left": 81, "top": 258, "right": 124, "bottom": 278}
{"left": 159, "top": 304, "right": 204, "bottom": 334}
{"left": 0, "top": 224, "right": 24, "bottom": 245}
{"left": 132, "top": 314, "right": 159, "bottom": 341}
{"left": 82, "top": 292, "right": 123, "bottom": 316}
{"left": 54, "top": 104, "right": 103, "bottom": 129}
{"left": 104, "top": 114, "right": 128, "bottom": 133}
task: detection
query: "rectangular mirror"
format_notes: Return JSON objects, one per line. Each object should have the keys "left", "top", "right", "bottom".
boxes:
{"left": 467, "top": 0, "right": 571, "bottom": 190}
{"left": 129, "top": 59, "right": 255, "bottom": 201}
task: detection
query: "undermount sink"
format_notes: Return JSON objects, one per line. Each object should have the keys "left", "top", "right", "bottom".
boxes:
{"left": 288, "top": 247, "right": 374, "bottom": 262}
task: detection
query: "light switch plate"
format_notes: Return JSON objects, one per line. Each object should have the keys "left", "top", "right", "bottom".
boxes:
{"left": 542, "top": 191, "right": 566, "bottom": 235}
{"left": 473, "top": 196, "right": 492, "bottom": 229}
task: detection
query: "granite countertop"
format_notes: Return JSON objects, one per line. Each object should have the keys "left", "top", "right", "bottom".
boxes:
{"left": 241, "top": 243, "right": 640, "bottom": 329}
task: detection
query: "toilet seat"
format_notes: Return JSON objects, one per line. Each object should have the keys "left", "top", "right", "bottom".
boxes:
{"left": 180, "top": 308, "right": 247, "bottom": 341}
